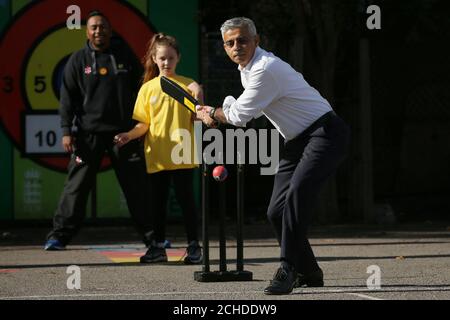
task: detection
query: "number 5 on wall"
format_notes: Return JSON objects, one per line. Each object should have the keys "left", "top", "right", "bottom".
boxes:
{"left": 34, "top": 76, "right": 46, "bottom": 93}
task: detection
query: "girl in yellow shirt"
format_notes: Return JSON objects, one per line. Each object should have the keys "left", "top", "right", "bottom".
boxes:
{"left": 115, "top": 33, "right": 203, "bottom": 264}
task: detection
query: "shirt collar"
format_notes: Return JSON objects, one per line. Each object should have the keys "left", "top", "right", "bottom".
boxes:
{"left": 87, "top": 40, "right": 111, "bottom": 54}
{"left": 238, "top": 46, "right": 262, "bottom": 72}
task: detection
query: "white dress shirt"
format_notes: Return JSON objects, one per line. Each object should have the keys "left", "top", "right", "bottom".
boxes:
{"left": 222, "top": 47, "right": 332, "bottom": 141}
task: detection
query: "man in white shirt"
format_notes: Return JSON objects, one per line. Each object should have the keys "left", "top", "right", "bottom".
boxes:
{"left": 197, "top": 17, "right": 350, "bottom": 295}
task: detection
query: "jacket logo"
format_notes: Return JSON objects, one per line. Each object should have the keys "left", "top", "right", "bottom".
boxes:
{"left": 99, "top": 67, "right": 108, "bottom": 75}
{"left": 84, "top": 66, "right": 92, "bottom": 74}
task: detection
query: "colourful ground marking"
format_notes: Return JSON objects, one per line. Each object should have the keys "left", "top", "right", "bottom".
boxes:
{"left": 0, "top": 269, "right": 20, "bottom": 273}
{"left": 91, "top": 247, "right": 186, "bottom": 263}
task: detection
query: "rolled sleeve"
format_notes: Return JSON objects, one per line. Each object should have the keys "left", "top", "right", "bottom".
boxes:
{"left": 224, "top": 67, "right": 279, "bottom": 127}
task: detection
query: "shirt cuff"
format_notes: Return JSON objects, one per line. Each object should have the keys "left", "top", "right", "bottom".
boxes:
{"left": 222, "top": 95, "right": 236, "bottom": 123}
{"left": 222, "top": 96, "right": 236, "bottom": 111}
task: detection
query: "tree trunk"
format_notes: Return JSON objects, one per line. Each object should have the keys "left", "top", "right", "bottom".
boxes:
{"left": 348, "top": 38, "right": 374, "bottom": 222}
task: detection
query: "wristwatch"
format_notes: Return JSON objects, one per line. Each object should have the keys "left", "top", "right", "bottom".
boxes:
{"left": 208, "top": 107, "right": 219, "bottom": 128}
{"left": 209, "top": 107, "right": 217, "bottom": 120}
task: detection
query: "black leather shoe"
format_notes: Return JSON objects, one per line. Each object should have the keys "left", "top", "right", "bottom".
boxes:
{"left": 294, "top": 268, "right": 324, "bottom": 288}
{"left": 264, "top": 265, "right": 297, "bottom": 295}
{"left": 140, "top": 242, "right": 168, "bottom": 263}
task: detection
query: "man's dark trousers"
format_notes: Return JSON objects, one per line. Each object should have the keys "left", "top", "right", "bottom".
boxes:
{"left": 267, "top": 112, "right": 350, "bottom": 274}
{"left": 48, "top": 131, "right": 152, "bottom": 245}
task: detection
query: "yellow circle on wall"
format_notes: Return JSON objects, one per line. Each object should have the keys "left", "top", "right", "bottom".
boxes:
{"left": 25, "top": 27, "right": 86, "bottom": 110}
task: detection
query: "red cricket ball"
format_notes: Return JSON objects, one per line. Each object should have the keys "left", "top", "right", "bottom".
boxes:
{"left": 212, "top": 165, "right": 228, "bottom": 182}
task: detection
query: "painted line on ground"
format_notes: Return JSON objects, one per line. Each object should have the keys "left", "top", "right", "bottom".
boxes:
{"left": 1, "top": 286, "right": 449, "bottom": 300}
{"left": 345, "top": 292, "right": 383, "bottom": 300}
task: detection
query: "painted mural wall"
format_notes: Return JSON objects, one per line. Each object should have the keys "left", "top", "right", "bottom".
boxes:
{"left": 0, "top": 0, "right": 199, "bottom": 221}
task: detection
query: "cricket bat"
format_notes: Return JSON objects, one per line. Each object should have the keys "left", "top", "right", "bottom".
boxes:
{"left": 160, "top": 76, "right": 198, "bottom": 113}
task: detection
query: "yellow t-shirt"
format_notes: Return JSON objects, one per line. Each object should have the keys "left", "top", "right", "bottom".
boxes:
{"left": 133, "top": 75, "right": 199, "bottom": 174}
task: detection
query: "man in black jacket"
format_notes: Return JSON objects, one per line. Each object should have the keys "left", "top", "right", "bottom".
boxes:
{"left": 45, "top": 11, "right": 152, "bottom": 250}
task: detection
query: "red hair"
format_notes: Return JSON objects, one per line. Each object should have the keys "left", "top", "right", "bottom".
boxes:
{"left": 142, "top": 33, "right": 180, "bottom": 83}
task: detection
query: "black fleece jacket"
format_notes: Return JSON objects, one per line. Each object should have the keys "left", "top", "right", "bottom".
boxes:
{"left": 59, "top": 39, "right": 143, "bottom": 135}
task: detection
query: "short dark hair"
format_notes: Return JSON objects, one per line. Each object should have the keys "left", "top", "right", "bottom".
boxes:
{"left": 87, "top": 10, "right": 110, "bottom": 24}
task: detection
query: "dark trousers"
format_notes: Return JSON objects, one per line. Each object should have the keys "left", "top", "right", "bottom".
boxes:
{"left": 267, "top": 112, "right": 350, "bottom": 274}
{"left": 146, "top": 169, "right": 199, "bottom": 244}
{"left": 48, "top": 131, "right": 152, "bottom": 245}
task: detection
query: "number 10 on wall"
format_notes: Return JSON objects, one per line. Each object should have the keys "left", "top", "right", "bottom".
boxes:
{"left": 23, "top": 113, "right": 65, "bottom": 155}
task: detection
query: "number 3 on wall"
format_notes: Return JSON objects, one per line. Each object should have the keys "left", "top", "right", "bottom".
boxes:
{"left": 2, "top": 76, "right": 13, "bottom": 93}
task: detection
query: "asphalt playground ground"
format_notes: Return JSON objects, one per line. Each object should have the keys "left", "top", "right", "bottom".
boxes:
{"left": 1, "top": 223, "right": 449, "bottom": 304}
